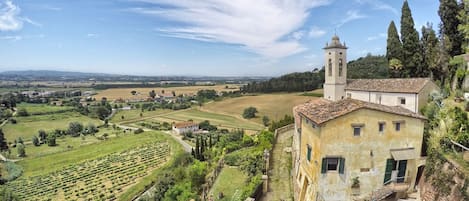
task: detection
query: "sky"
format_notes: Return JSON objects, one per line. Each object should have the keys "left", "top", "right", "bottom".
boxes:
{"left": 0, "top": 0, "right": 440, "bottom": 76}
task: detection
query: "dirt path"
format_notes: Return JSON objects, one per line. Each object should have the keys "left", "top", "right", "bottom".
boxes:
{"left": 261, "top": 129, "right": 294, "bottom": 201}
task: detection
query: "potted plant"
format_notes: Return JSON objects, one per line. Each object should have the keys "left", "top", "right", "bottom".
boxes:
{"left": 351, "top": 176, "right": 360, "bottom": 195}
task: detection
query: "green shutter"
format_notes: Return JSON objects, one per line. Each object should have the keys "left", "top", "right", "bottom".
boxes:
{"left": 307, "top": 146, "right": 311, "bottom": 161}
{"left": 397, "top": 160, "right": 407, "bottom": 183}
{"left": 338, "top": 158, "right": 345, "bottom": 174}
{"left": 321, "top": 158, "right": 327, "bottom": 174}
{"left": 383, "top": 159, "right": 394, "bottom": 184}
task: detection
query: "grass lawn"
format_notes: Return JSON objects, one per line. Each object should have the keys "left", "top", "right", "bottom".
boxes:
{"left": 16, "top": 103, "right": 74, "bottom": 115}
{"left": 93, "top": 84, "right": 242, "bottom": 101}
{"left": 209, "top": 166, "right": 247, "bottom": 201}
{"left": 1, "top": 111, "right": 102, "bottom": 142}
{"left": 150, "top": 108, "right": 263, "bottom": 131}
{"left": 110, "top": 108, "right": 172, "bottom": 123}
{"left": 202, "top": 91, "right": 320, "bottom": 124}
{"left": 17, "top": 131, "right": 180, "bottom": 178}
{"left": 8, "top": 127, "right": 124, "bottom": 159}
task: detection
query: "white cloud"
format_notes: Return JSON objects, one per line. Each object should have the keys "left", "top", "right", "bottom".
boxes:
{"left": 367, "top": 33, "right": 386, "bottom": 41}
{"left": 130, "top": 0, "right": 332, "bottom": 58}
{"left": 336, "top": 10, "right": 367, "bottom": 27}
{"left": 308, "top": 26, "right": 326, "bottom": 38}
{"left": 291, "top": 30, "right": 305, "bottom": 40}
{"left": 0, "top": 0, "right": 41, "bottom": 31}
{"left": 355, "top": 0, "right": 398, "bottom": 15}
{"left": 0, "top": 34, "right": 44, "bottom": 41}
{"left": 0, "top": 0, "right": 22, "bottom": 31}
{"left": 87, "top": 33, "right": 99, "bottom": 38}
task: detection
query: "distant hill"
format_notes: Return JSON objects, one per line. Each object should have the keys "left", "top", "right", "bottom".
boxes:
{"left": 0, "top": 70, "right": 269, "bottom": 83}
{"left": 1, "top": 70, "right": 117, "bottom": 79}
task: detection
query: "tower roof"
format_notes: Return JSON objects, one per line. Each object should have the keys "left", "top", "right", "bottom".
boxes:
{"left": 324, "top": 35, "right": 347, "bottom": 49}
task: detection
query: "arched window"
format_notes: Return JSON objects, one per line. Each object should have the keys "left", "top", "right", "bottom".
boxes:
{"left": 328, "top": 59, "right": 332, "bottom": 76}
{"left": 338, "top": 59, "right": 343, "bottom": 77}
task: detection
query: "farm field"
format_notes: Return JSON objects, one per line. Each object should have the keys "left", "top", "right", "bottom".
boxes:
{"left": 149, "top": 108, "right": 264, "bottom": 131}
{"left": 209, "top": 167, "right": 247, "bottom": 201}
{"left": 110, "top": 108, "right": 173, "bottom": 123}
{"left": 16, "top": 102, "right": 74, "bottom": 115}
{"left": 202, "top": 91, "right": 321, "bottom": 124}
{"left": 16, "top": 131, "right": 180, "bottom": 178}
{"left": 8, "top": 127, "right": 124, "bottom": 159}
{"left": 8, "top": 140, "right": 172, "bottom": 200}
{"left": 93, "top": 84, "right": 241, "bottom": 101}
{"left": 1, "top": 111, "right": 102, "bottom": 142}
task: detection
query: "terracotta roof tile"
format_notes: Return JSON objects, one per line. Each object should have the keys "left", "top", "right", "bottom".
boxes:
{"left": 174, "top": 121, "right": 198, "bottom": 128}
{"left": 345, "top": 78, "right": 431, "bottom": 93}
{"left": 296, "top": 98, "right": 426, "bottom": 125}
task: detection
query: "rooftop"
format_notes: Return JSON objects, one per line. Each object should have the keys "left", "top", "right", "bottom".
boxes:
{"left": 174, "top": 121, "right": 198, "bottom": 128}
{"left": 345, "top": 78, "right": 432, "bottom": 93}
{"left": 296, "top": 98, "right": 426, "bottom": 125}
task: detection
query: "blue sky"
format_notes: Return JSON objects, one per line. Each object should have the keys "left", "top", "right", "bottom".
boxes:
{"left": 0, "top": 0, "right": 440, "bottom": 76}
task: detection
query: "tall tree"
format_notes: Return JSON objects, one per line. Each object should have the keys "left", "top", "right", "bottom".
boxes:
{"left": 386, "top": 21, "right": 403, "bottom": 62}
{"left": 421, "top": 23, "right": 440, "bottom": 78}
{"left": 439, "top": 0, "right": 464, "bottom": 56}
{"left": 458, "top": 0, "right": 469, "bottom": 53}
{"left": 0, "top": 129, "right": 8, "bottom": 152}
{"left": 401, "top": 0, "right": 423, "bottom": 77}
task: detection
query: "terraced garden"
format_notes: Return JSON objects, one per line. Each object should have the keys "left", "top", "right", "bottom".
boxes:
{"left": 7, "top": 142, "right": 171, "bottom": 200}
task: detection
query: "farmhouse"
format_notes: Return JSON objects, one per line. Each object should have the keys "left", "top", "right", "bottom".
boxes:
{"left": 292, "top": 35, "right": 433, "bottom": 201}
{"left": 322, "top": 35, "right": 439, "bottom": 113}
{"left": 172, "top": 121, "right": 199, "bottom": 134}
{"left": 293, "top": 98, "right": 426, "bottom": 201}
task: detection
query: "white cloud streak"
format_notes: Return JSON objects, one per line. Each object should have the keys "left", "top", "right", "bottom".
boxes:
{"left": 130, "top": 0, "right": 331, "bottom": 58}
{"left": 336, "top": 10, "right": 367, "bottom": 27}
{"left": 0, "top": 0, "right": 22, "bottom": 31}
{"left": 356, "top": 0, "right": 398, "bottom": 15}
{"left": 0, "top": 0, "right": 41, "bottom": 31}
{"left": 308, "top": 26, "right": 326, "bottom": 38}
{"left": 0, "top": 34, "right": 44, "bottom": 41}
{"left": 367, "top": 33, "right": 386, "bottom": 41}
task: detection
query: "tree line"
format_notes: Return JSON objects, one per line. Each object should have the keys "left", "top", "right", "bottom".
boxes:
{"left": 240, "top": 70, "right": 325, "bottom": 93}
{"left": 386, "top": 0, "right": 468, "bottom": 86}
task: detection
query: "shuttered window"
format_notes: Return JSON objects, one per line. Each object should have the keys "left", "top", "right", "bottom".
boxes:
{"left": 307, "top": 145, "right": 312, "bottom": 162}
{"left": 321, "top": 157, "right": 345, "bottom": 174}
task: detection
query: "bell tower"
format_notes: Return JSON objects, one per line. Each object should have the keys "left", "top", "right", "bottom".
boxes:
{"left": 323, "top": 35, "right": 347, "bottom": 101}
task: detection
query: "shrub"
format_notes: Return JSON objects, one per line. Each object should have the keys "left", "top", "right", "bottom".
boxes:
{"left": 465, "top": 101, "right": 469, "bottom": 112}
{"left": 242, "top": 107, "right": 258, "bottom": 119}
{"left": 17, "top": 144, "right": 26, "bottom": 157}
{"left": 134, "top": 128, "right": 144, "bottom": 134}
{"left": 9, "top": 118, "right": 16, "bottom": 124}
{"left": 16, "top": 108, "right": 29, "bottom": 117}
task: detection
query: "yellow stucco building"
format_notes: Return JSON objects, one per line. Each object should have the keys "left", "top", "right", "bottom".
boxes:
{"left": 293, "top": 98, "right": 427, "bottom": 201}
{"left": 291, "top": 35, "right": 434, "bottom": 201}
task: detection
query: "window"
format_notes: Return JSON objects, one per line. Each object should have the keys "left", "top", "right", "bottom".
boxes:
{"left": 347, "top": 93, "right": 351, "bottom": 98}
{"left": 351, "top": 123, "right": 364, "bottom": 136}
{"left": 328, "top": 59, "right": 332, "bottom": 76}
{"left": 353, "top": 127, "right": 361, "bottom": 136}
{"left": 379, "top": 122, "right": 385, "bottom": 133}
{"left": 395, "top": 123, "right": 401, "bottom": 131}
{"left": 321, "top": 157, "right": 345, "bottom": 174}
{"left": 399, "top": 97, "right": 406, "bottom": 105}
{"left": 338, "top": 59, "right": 343, "bottom": 77}
{"left": 307, "top": 145, "right": 312, "bottom": 162}
{"left": 327, "top": 158, "right": 338, "bottom": 170}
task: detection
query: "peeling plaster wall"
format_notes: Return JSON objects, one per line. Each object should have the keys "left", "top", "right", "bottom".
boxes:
{"left": 295, "top": 108, "right": 425, "bottom": 201}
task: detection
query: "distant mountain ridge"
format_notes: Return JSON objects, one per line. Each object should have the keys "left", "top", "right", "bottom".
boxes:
{"left": 0, "top": 70, "right": 270, "bottom": 82}
{"left": 1, "top": 70, "right": 117, "bottom": 78}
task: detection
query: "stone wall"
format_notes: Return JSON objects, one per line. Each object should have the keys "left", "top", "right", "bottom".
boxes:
{"left": 420, "top": 154, "right": 469, "bottom": 201}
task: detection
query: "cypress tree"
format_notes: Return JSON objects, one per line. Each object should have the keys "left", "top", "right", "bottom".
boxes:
{"left": 195, "top": 137, "right": 200, "bottom": 160}
{"left": 439, "top": 0, "right": 464, "bottom": 56}
{"left": 386, "top": 20, "right": 403, "bottom": 62}
{"left": 400, "top": 0, "right": 423, "bottom": 77}
{"left": 0, "top": 129, "right": 8, "bottom": 152}
{"left": 421, "top": 24, "right": 440, "bottom": 78}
